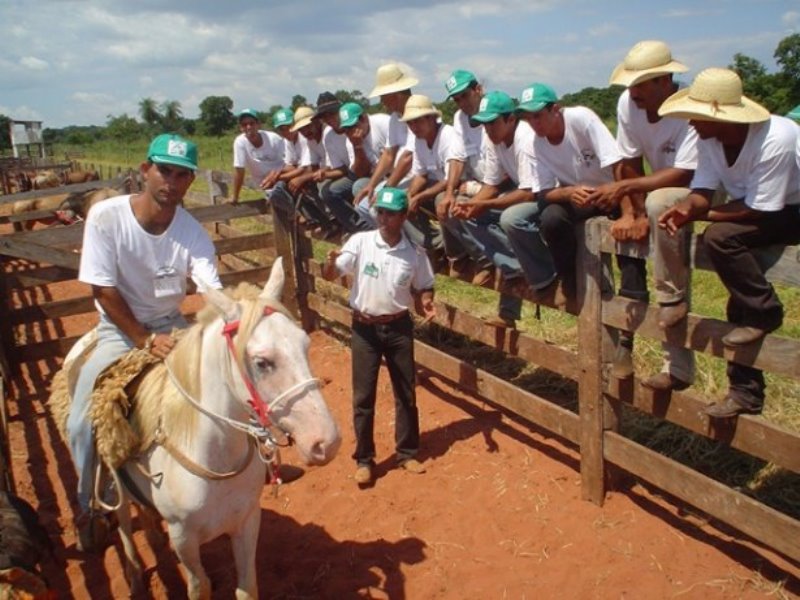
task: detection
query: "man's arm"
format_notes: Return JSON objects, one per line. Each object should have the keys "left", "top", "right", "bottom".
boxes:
{"left": 385, "top": 150, "right": 413, "bottom": 188}
{"left": 231, "top": 167, "right": 246, "bottom": 204}
{"left": 354, "top": 146, "right": 399, "bottom": 204}
{"left": 658, "top": 188, "right": 714, "bottom": 235}
{"left": 93, "top": 286, "right": 175, "bottom": 358}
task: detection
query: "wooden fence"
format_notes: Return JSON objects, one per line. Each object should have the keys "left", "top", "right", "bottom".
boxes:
{"left": 0, "top": 167, "right": 797, "bottom": 566}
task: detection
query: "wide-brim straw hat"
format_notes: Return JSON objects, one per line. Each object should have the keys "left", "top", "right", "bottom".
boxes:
{"left": 290, "top": 106, "right": 316, "bottom": 132}
{"left": 610, "top": 40, "right": 689, "bottom": 87}
{"left": 658, "top": 67, "right": 770, "bottom": 123}
{"left": 401, "top": 94, "right": 441, "bottom": 122}
{"left": 368, "top": 63, "right": 419, "bottom": 98}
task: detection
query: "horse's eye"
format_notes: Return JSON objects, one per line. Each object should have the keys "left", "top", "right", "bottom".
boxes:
{"left": 253, "top": 357, "right": 275, "bottom": 373}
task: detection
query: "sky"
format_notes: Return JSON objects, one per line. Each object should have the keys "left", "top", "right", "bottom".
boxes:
{"left": 1, "top": 0, "right": 798, "bottom": 129}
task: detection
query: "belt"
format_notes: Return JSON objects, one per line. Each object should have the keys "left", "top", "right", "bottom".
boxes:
{"left": 352, "top": 310, "right": 409, "bottom": 325}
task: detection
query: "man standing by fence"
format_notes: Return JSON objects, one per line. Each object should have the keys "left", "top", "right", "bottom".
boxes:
{"left": 230, "top": 109, "right": 285, "bottom": 205}
{"left": 658, "top": 68, "right": 800, "bottom": 417}
{"left": 68, "top": 134, "right": 222, "bottom": 549}
{"left": 323, "top": 187, "right": 435, "bottom": 486}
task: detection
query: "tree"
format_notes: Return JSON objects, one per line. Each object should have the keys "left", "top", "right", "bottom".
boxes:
{"left": 291, "top": 94, "right": 308, "bottom": 109}
{"left": 138, "top": 97, "right": 161, "bottom": 129}
{"left": 160, "top": 100, "right": 183, "bottom": 133}
{"left": 198, "top": 95, "right": 236, "bottom": 136}
{"left": 105, "top": 113, "right": 143, "bottom": 140}
{"left": 774, "top": 33, "right": 800, "bottom": 109}
{"left": 560, "top": 86, "right": 623, "bottom": 122}
{"left": 0, "top": 114, "right": 11, "bottom": 151}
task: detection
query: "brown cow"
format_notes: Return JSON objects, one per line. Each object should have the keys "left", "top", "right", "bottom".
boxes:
{"left": 61, "top": 170, "right": 100, "bottom": 185}
{"left": 30, "top": 171, "right": 59, "bottom": 190}
{"left": 11, "top": 183, "right": 129, "bottom": 231}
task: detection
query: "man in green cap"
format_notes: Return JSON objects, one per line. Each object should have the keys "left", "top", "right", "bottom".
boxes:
{"left": 231, "top": 108, "right": 286, "bottom": 204}
{"left": 449, "top": 90, "right": 531, "bottom": 327}
{"left": 68, "top": 133, "right": 222, "bottom": 550}
{"left": 323, "top": 187, "right": 435, "bottom": 486}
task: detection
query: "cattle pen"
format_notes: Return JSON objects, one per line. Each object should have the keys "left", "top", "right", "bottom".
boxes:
{"left": 0, "top": 165, "right": 798, "bottom": 596}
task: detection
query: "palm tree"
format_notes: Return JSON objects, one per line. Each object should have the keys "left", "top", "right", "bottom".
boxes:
{"left": 160, "top": 100, "right": 183, "bottom": 133}
{"left": 138, "top": 98, "right": 161, "bottom": 129}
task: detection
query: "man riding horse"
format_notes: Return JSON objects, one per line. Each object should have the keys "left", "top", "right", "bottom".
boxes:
{"left": 66, "top": 133, "right": 222, "bottom": 551}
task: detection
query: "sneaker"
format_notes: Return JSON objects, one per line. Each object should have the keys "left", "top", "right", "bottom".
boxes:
{"left": 398, "top": 458, "right": 426, "bottom": 474}
{"left": 354, "top": 464, "right": 373, "bottom": 485}
{"left": 657, "top": 302, "right": 688, "bottom": 329}
{"left": 641, "top": 372, "right": 691, "bottom": 392}
{"left": 704, "top": 395, "right": 762, "bottom": 418}
{"left": 472, "top": 267, "right": 495, "bottom": 288}
{"left": 610, "top": 345, "right": 634, "bottom": 379}
{"left": 484, "top": 315, "right": 516, "bottom": 329}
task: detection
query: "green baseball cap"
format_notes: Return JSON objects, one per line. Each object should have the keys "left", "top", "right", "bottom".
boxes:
{"left": 147, "top": 134, "right": 198, "bottom": 171}
{"left": 373, "top": 187, "right": 408, "bottom": 212}
{"left": 517, "top": 83, "right": 558, "bottom": 113}
{"left": 238, "top": 108, "right": 260, "bottom": 121}
{"left": 339, "top": 102, "right": 364, "bottom": 128}
{"left": 787, "top": 104, "right": 800, "bottom": 121}
{"left": 445, "top": 69, "right": 477, "bottom": 98}
{"left": 472, "top": 91, "right": 516, "bottom": 123}
{"left": 272, "top": 107, "right": 294, "bottom": 128}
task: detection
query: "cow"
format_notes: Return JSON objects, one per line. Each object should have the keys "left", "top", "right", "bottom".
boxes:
{"left": 11, "top": 183, "right": 129, "bottom": 231}
{"left": 61, "top": 170, "right": 100, "bottom": 185}
{"left": 30, "top": 171, "right": 59, "bottom": 190}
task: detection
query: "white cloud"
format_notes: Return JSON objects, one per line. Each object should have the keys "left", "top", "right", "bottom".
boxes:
{"left": 72, "top": 92, "right": 114, "bottom": 104}
{"left": 782, "top": 10, "right": 799, "bottom": 29}
{"left": 20, "top": 56, "right": 48, "bottom": 70}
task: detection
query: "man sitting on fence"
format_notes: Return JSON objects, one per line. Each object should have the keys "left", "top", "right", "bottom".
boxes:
{"left": 68, "top": 134, "right": 222, "bottom": 549}
{"left": 658, "top": 68, "right": 800, "bottom": 417}
{"left": 586, "top": 40, "right": 698, "bottom": 391}
{"left": 230, "top": 108, "right": 286, "bottom": 205}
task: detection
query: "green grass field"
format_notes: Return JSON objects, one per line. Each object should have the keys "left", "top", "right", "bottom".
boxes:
{"left": 60, "top": 139, "right": 800, "bottom": 519}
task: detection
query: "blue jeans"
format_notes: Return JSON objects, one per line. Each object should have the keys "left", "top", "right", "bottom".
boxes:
{"left": 323, "top": 175, "right": 373, "bottom": 233}
{"left": 67, "top": 312, "right": 187, "bottom": 511}
{"left": 499, "top": 200, "right": 557, "bottom": 289}
{"left": 462, "top": 208, "right": 522, "bottom": 280}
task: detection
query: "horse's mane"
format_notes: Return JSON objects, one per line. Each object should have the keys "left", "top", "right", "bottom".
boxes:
{"left": 130, "top": 283, "right": 291, "bottom": 450}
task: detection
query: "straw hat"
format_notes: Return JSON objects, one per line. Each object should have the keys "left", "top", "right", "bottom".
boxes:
{"left": 658, "top": 68, "right": 770, "bottom": 123}
{"left": 368, "top": 63, "right": 419, "bottom": 98}
{"left": 400, "top": 95, "right": 441, "bottom": 122}
{"left": 290, "top": 106, "right": 315, "bottom": 132}
{"left": 609, "top": 40, "right": 688, "bottom": 87}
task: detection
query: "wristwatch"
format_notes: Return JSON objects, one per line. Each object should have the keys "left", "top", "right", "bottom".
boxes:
{"left": 143, "top": 332, "right": 157, "bottom": 351}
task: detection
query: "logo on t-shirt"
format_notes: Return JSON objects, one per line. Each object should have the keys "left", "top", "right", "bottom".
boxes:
{"left": 577, "top": 149, "right": 597, "bottom": 168}
{"left": 363, "top": 262, "right": 379, "bottom": 278}
{"left": 660, "top": 141, "right": 677, "bottom": 155}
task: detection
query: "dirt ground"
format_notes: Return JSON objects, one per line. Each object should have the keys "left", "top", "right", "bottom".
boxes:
{"left": 2, "top": 277, "right": 799, "bottom": 598}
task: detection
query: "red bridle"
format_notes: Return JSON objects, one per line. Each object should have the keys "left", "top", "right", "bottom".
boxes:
{"left": 220, "top": 305, "right": 276, "bottom": 427}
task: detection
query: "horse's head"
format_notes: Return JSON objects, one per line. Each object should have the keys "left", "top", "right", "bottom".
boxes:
{"left": 203, "top": 258, "right": 341, "bottom": 466}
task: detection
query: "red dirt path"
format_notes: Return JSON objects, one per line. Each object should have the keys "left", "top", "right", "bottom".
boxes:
{"left": 3, "top": 285, "right": 799, "bottom": 598}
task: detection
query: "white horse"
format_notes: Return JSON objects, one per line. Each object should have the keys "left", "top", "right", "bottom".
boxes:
{"left": 80, "top": 259, "right": 340, "bottom": 599}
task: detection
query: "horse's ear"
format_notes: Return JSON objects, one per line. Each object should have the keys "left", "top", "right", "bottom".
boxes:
{"left": 201, "top": 285, "right": 240, "bottom": 323}
{"left": 260, "top": 257, "right": 285, "bottom": 302}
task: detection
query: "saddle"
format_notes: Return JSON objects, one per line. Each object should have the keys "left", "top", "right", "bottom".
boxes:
{"left": 48, "top": 329, "right": 161, "bottom": 469}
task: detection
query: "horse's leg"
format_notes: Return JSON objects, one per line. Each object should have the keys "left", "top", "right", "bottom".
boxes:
{"left": 168, "top": 525, "right": 210, "bottom": 600}
{"left": 116, "top": 500, "right": 145, "bottom": 596}
{"left": 230, "top": 505, "right": 261, "bottom": 600}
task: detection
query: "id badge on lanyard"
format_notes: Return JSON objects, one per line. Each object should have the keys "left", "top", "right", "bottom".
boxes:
{"left": 154, "top": 265, "right": 182, "bottom": 298}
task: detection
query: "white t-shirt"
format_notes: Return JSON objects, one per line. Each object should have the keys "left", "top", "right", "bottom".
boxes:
{"left": 299, "top": 135, "right": 325, "bottom": 168}
{"left": 483, "top": 120, "right": 537, "bottom": 189}
{"left": 79, "top": 195, "right": 222, "bottom": 323}
{"left": 388, "top": 112, "right": 412, "bottom": 150}
{"left": 533, "top": 106, "right": 622, "bottom": 191}
{"left": 232, "top": 131, "right": 285, "bottom": 183}
{"left": 691, "top": 115, "right": 800, "bottom": 210}
{"left": 454, "top": 108, "right": 488, "bottom": 181}
{"left": 335, "top": 230, "right": 435, "bottom": 316}
{"left": 285, "top": 137, "right": 302, "bottom": 167}
{"left": 346, "top": 113, "right": 391, "bottom": 169}
{"left": 616, "top": 89, "right": 698, "bottom": 172}
{"left": 322, "top": 125, "right": 349, "bottom": 170}
{"left": 411, "top": 123, "right": 467, "bottom": 182}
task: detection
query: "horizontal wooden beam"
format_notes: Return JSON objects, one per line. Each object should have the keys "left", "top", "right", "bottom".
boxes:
{"left": 0, "top": 176, "right": 129, "bottom": 206}
{"left": 606, "top": 378, "right": 800, "bottom": 474}
{"left": 604, "top": 432, "right": 800, "bottom": 563}
{"left": 603, "top": 296, "right": 800, "bottom": 379}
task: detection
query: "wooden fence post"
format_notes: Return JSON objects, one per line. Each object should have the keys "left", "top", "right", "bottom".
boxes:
{"left": 270, "top": 205, "right": 314, "bottom": 329}
{"left": 577, "top": 217, "right": 618, "bottom": 505}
